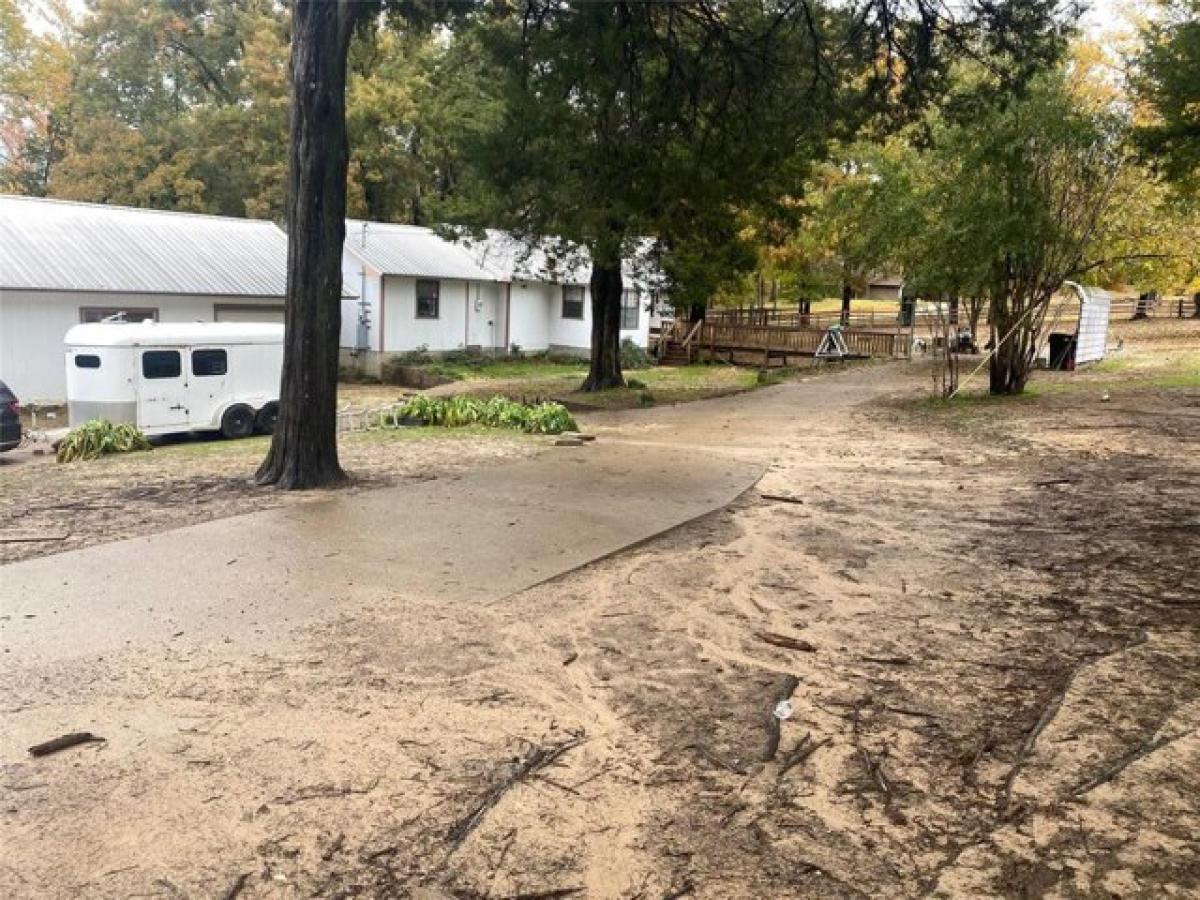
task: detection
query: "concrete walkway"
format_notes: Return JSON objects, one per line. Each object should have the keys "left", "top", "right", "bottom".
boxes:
{"left": 1, "top": 442, "right": 762, "bottom": 667}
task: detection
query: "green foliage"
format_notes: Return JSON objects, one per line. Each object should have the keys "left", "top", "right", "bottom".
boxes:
{"left": 56, "top": 420, "right": 152, "bottom": 463}
{"left": 378, "top": 396, "right": 577, "bottom": 435}
{"left": 619, "top": 338, "right": 652, "bottom": 371}
{"left": 1134, "top": 0, "right": 1200, "bottom": 190}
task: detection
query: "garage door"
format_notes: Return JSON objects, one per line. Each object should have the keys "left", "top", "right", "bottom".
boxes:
{"left": 213, "top": 304, "right": 285, "bottom": 324}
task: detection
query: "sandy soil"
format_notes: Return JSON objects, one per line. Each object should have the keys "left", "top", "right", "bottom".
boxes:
{"left": 1, "top": 319, "right": 1197, "bottom": 899}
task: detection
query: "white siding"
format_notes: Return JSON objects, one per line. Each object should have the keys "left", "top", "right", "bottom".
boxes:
{"left": 380, "top": 276, "right": 469, "bottom": 352}
{"left": 0, "top": 289, "right": 282, "bottom": 401}
{"left": 544, "top": 285, "right": 651, "bottom": 353}
{"left": 548, "top": 285, "right": 592, "bottom": 353}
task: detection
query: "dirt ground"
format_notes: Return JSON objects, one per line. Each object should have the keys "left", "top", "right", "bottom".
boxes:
{"left": 2, "top": 318, "right": 1198, "bottom": 899}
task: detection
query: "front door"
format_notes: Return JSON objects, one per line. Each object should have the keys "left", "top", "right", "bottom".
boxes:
{"left": 467, "top": 282, "right": 499, "bottom": 350}
{"left": 137, "top": 348, "right": 190, "bottom": 430}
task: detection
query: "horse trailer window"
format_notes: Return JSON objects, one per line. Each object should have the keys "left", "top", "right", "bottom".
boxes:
{"left": 74, "top": 355, "right": 101, "bottom": 369}
{"left": 192, "top": 349, "right": 228, "bottom": 377}
{"left": 142, "top": 350, "right": 181, "bottom": 379}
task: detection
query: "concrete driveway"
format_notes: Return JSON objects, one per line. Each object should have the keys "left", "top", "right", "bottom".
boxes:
{"left": 1, "top": 439, "right": 763, "bottom": 667}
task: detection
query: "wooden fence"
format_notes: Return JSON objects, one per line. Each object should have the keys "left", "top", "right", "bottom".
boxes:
{"left": 707, "top": 293, "right": 1198, "bottom": 331}
{"left": 696, "top": 322, "right": 910, "bottom": 362}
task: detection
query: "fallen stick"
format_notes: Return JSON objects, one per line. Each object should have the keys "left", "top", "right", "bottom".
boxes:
{"left": 763, "top": 674, "right": 800, "bottom": 762}
{"left": 760, "top": 493, "right": 805, "bottom": 505}
{"left": 686, "top": 743, "right": 748, "bottom": 776}
{"left": 221, "top": 873, "right": 249, "bottom": 900}
{"left": 28, "top": 732, "right": 105, "bottom": 757}
{"left": 1071, "top": 729, "right": 1193, "bottom": 796}
{"left": 858, "top": 745, "right": 892, "bottom": 798}
{"left": 503, "top": 888, "right": 584, "bottom": 900}
{"left": 778, "top": 734, "right": 830, "bottom": 778}
{"left": 0, "top": 532, "right": 70, "bottom": 544}
{"left": 273, "top": 777, "right": 380, "bottom": 806}
{"left": 446, "top": 737, "right": 582, "bottom": 852}
{"left": 861, "top": 656, "right": 912, "bottom": 666}
{"left": 755, "top": 631, "right": 817, "bottom": 653}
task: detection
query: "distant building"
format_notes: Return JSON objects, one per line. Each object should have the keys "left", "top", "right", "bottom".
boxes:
{"left": 865, "top": 273, "right": 903, "bottom": 302}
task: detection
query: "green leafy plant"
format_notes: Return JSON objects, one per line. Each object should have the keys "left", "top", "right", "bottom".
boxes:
{"left": 56, "top": 420, "right": 152, "bottom": 463}
{"left": 620, "top": 338, "right": 652, "bottom": 370}
{"left": 379, "top": 395, "right": 577, "bottom": 434}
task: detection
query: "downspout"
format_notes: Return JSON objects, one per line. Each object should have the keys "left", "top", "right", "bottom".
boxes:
{"left": 465, "top": 280, "right": 470, "bottom": 347}
{"left": 379, "top": 274, "right": 386, "bottom": 353}
{"left": 505, "top": 282, "right": 512, "bottom": 353}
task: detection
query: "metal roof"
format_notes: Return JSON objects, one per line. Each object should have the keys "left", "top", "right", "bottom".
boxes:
{"left": 65, "top": 321, "right": 284, "bottom": 347}
{"left": 346, "top": 220, "right": 498, "bottom": 282}
{"left": 0, "top": 195, "right": 299, "bottom": 297}
{"left": 463, "top": 229, "right": 667, "bottom": 292}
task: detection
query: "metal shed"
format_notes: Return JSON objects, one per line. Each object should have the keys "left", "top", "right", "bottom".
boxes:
{"left": 1046, "top": 282, "right": 1113, "bottom": 370}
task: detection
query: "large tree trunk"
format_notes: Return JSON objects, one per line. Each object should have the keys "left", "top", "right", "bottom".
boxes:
{"left": 581, "top": 260, "right": 624, "bottom": 391}
{"left": 257, "top": 1, "right": 363, "bottom": 489}
{"left": 840, "top": 280, "right": 852, "bottom": 325}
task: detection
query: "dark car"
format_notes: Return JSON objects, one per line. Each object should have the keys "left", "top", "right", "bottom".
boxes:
{"left": 0, "top": 380, "right": 21, "bottom": 452}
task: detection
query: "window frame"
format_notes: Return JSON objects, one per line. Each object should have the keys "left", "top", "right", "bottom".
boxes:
{"left": 79, "top": 306, "right": 159, "bottom": 324}
{"left": 141, "top": 350, "right": 182, "bottom": 380}
{"left": 415, "top": 279, "right": 441, "bottom": 319}
{"left": 620, "top": 290, "right": 640, "bottom": 330}
{"left": 191, "top": 348, "right": 228, "bottom": 377}
{"left": 561, "top": 285, "right": 585, "bottom": 320}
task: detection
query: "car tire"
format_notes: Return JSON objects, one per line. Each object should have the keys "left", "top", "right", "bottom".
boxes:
{"left": 254, "top": 401, "right": 279, "bottom": 435}
{"left": 220, "top": 404, "right": 255, "bottom": 440}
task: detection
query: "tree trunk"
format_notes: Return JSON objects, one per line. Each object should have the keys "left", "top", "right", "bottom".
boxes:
{"left": 988, "top": 295, "right": 1032, "bottom": 395}
{"left": 840, "top": 281, "right": 852, "bottom": 325}
{"left": 581, "top": 260, "right": 624, "bottom": 391}
{"left": 1193, "top": 292, "right": 1200, "bottom": 319}
{"left": 256, "top": 0, "right": 363, "bottom": 489}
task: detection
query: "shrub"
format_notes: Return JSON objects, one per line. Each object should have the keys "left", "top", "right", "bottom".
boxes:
{"left": 57, "top": 420, "right": 152, "bottom": 463}
{"left": 620, "top": 337, "right": 652, "bottom": 370}
{"left": 626, "top": 377, "right": 647, "bottom": 390}
{"left": 378, "top": 395, "right": 577, "bottom": 435}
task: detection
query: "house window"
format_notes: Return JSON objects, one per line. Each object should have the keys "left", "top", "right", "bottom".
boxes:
{"left": 192, "top": 349, "right": 228, "bottom": 377}
{"left": 562, "top": 285, "right": 585, "bottom": 320}
{"left": 416, "top": 279, "right": 440, "bottom": 319}
{"left": 141, "top": 350, "right": 181, "bottom": 379}
{"left": 620, "top": 290, "right": 639, "bottom": 330}
{"left": 80, "top": 306, "right": 159, "bottom": 324}
{"left": 74, "top": 355, "right": 101, "bottom": 369}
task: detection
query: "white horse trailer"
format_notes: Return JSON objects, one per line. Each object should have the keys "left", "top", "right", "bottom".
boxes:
{"left": 64, "top": 322, "right": 283, "bottom": 437}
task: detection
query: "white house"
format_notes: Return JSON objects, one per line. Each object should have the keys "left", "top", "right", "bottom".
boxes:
{"left": 0, "top": 195, "right": 304, "bottom": 401}
{"left": 340, "top": 220, "right": 506, "bottom": 360}
{"left": 465, "top": 230, "right": 657, "bottom": 355}
{"left": 340, "top": 222, "right": 657, "bottom": 367}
